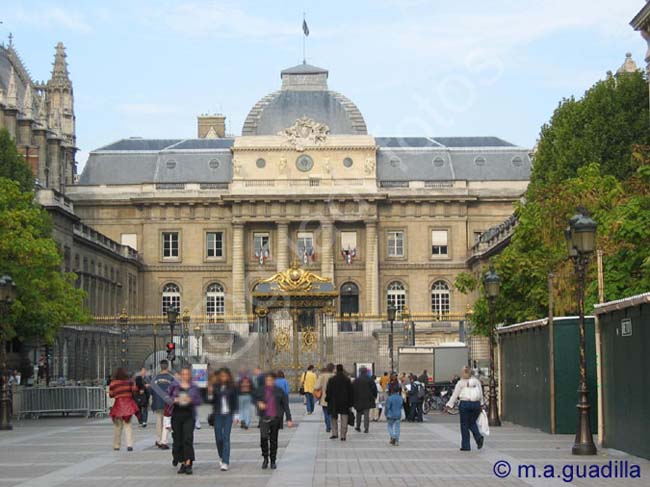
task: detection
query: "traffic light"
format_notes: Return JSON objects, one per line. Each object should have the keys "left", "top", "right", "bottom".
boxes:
{"left": 166, "top": 342, "right": 176, "bottom": 362}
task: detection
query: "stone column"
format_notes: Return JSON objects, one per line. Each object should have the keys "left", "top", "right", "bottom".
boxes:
{"left": 232, "top": 222, "right": 246, "bottom": 316}
{"left": 33, "top": 129, "right": 47, "bottom": 186}
{"left": 47, "top": 137, "right": 62, "bottom": 192}
{"left": 365, "top": 220, "right": 379, "bottom": 316}
{"left": 276, "top": 221, "right": 289, "bottom": 271}
{"left": 320, "top": 221, "right": 334, "bottom": 281}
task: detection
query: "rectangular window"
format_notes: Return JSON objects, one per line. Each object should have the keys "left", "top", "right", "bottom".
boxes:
{"left": 206, "top": 231, "right": 224, "bottom": 258}
{"left": 297, "top": 232, "right": 314, "bottom": 259}
{"left": 162, "top": 232, "right": 179, "bottom": 259}
{"left": 387, "top": 231, "right": 404, "bottom": 257}
{"left": 253, "top": 233, "right": 271, "bottom": 260}
{"left": 431, "top": 230, "right": 448, "bottom": 256}
{"left": 341, "top": 231, "right": 357, "bottom": 252}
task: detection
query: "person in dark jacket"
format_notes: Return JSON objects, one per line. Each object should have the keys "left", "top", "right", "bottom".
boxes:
{"left": 352, "top": 367, "right": 377, "bottom": 433}
{"left": 168, "top": 366, "right": 202, "bottom": 475}
{"left": 134, "top": 367, "right": 151, "bottom": 427}
{"left": 254, "top": 372, "right": 292, "bottom": 469}
{"left": 211, "top": 367, "right": 238, "bottom": 471}
{"left": 325, "top": 364, "right": 353, "bottom": 441}
{"left": 151, "top": 360, "right": 174, "bottom": 449}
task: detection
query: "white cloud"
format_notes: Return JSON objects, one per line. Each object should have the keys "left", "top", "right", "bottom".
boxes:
{"left": 149, "top": 1, "right": 297, "bottom": 39}
{"left": 9, "top": 6, "right": 92, "bottom": 34}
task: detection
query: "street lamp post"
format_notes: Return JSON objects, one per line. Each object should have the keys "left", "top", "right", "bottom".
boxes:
{"left": 402, "top": 306, "right": 414, "bottom": 346}
{"left": 152, "top": 322, "right": 158, "bottom": 370}
{"left": 167, "top": 308, "right": 178, "bottom": 366}
{"left": 483, "top": 267, "right": 502, "bottom": 427}
{"left": 565, "top": 211, "right": 598, "bottom": 456}
{"left": 182, "top": 309, "right": 190, "bottom": 365}
{"left": 118, "top": 308, "right": 129, "bottom": 370}
{"left": 0, "top": 275, "right": 17, "bottom": 431}
{"left": 387, "top": 304, "right": 397, "bottom": 373}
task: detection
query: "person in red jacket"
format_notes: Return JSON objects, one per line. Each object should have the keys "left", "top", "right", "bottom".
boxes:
{"left": 109, "top": 368, "right": 140, "bottom": 451}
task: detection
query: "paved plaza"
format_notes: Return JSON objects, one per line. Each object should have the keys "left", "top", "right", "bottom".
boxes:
{"left": 0, "top": 401, "right": 647, "bottom": 487}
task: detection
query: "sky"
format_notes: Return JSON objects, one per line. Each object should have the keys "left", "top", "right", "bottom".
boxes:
{"left": 1, "top": 0, "right": 648, "bottom": 170}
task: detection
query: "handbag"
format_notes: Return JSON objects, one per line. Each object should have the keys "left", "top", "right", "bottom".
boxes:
{"left": 207, "top": 412, "right": 215, "bottom": 427}
{"left": 347, "top": 409, "right": 355, "bottom": 426}
{"left": 477, "top": 410, "right": 490, "bottom": 436}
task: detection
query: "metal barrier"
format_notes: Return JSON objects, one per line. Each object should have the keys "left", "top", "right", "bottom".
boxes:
{"left": 17, "top": 386, "right": 108, "bottom": 419}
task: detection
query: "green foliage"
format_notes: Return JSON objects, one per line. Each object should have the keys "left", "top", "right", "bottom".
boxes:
{"left": 0, "top": 128, "right": 35, "bottom": 192}
{"left": 0, "top": 178, "right": 88, "bottom": 344}
{"left": 454, "top": 272, "right": 478, "bottom": 295}
{"left": 531, "top": 71, "right": 650, "bottom": 190}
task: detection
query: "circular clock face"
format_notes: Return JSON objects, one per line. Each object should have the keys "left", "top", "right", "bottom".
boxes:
{"left": 343, "top": 157, "right": 353, "bottom": 168}
{"left": 295, "top": 155, "right": 314, "bottom": 172}
{"left": 256, "top": 158, "right": 266, "bottom": 168}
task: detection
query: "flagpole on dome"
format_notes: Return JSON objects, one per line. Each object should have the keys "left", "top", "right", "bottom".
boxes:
{"left": 302, "top": 13, "right": 309, "bottom": 64}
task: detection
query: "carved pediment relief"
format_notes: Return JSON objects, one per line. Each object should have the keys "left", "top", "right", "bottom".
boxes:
{"left": 278, "top": 117, "right": 329, "bottom": 151}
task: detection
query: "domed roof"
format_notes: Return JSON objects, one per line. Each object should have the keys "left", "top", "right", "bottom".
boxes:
{"left": 242, "top": 62, "right": 367, "bottom": 136}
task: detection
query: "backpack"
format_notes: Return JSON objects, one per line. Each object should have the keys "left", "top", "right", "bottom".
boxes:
{"left": 416, "top": 382, "right": 425, "bottom": 399}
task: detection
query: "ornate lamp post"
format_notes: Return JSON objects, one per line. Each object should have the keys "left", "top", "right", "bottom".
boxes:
{"left": 483, "top": 267, "right": 502, "bottom": 427}
{"left": 565, "top": 211, "right": 598, "bottom": 456}
{"left": 118, "top": 308, "right": 129, "bottom": 369}
{"left": 387, "top": 304, "right": 397, "bottom": 373}
{"left": 0, "top": 275, "right": 17, "bottom": 430}
{"left": 152, "top": 322, "right": 158, "bottom": 370}
{"left": 182, "top": 308, "right": 190, "bottom": 365}
{"left": 167, "top": 308, "right": 178, "bottom": 366}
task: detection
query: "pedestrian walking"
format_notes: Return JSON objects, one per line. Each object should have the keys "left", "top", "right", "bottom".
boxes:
{"left": 446, "top": 365, "right": 484, "bottom": 451}
{"left": 325, "top": 364, "right": 353, "bottom": 441}
{"left": 407, "top": 375, "right": 424, "bottom": 422}
{"left": 300, "top": 365, "right": 317, "bottom": 414}
{"left": 352, "top": 366, "right": 376, "bottom": 433}
{"left": 372, "top": 375, "right": 384, "bottom": 422}
{"left": 211, "top": 367, "right": 238, "bottom": 471}
{"left": 313, "top": 363, "right": 335, "bottom": 434}
{"left": 169, "top": 366, "right": 202, "bottom": 474}
{"left": 379, "top": 371, "right": 390, "bottom": 392}
{"left": 238, "top": 375, "right": 253, "bottom": 429}
{"left": 151, "top": 360, "right": 174, "bottom": 449}
{"left": 254, "top": 372, "right": 293, "bottom": 470}
{"left": 108, "top": 368, "right": 139, "bottom": 451}
{"left": 385, "top": 383, "right": 403, "bottom": 445}
{"left": 275, "top": 370, "right": 290, "bottom": 397}
{"left": 134, "top": 367, "right": 150, "bottom": 427}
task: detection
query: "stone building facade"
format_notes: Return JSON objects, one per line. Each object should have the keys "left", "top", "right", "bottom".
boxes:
{"left": 1, "top": 39, "right": 142, "bottom": 382}
{"left": 69, "top": 63, "right": 531, "bottom": 327}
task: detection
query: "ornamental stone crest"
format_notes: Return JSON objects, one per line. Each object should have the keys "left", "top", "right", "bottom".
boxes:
{"left": 259, "top": 261, "right": 331, "bottom": 293}
{"left": 278, "top": 117, "right": 330, "bottom": 151}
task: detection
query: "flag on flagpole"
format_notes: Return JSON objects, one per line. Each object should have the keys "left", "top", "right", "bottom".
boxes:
{"left": 302, "top": 19, "right": 309, "bottom": 37}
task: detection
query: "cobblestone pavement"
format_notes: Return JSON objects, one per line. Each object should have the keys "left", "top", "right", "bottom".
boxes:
{"left": 0, "top": 403, "right": 647, "bottom": 487}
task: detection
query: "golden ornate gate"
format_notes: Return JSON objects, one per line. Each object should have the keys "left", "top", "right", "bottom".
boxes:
{"left": 252, "top": 263, "right": 337, "bottom": 387}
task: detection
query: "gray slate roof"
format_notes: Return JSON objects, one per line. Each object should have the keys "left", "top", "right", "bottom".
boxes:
{"left": 242, "top": 90, "right": 367, "bottom": 136}
{"left": 79, "top": 138, "right": 233, "bottom": 185}
{"left": 80, "top": 136, "right": 530, "bottom": 185}
{"left": 281, "top": 63, "right": 329, "bottom": 75}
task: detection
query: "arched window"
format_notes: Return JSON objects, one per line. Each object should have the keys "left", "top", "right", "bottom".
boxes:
{"left": 162, "top": 283, "right": 181, "bottom": 314}
{"left": 206, "top": 283, "right": 225, "bottom": 316}
{"left": 387, "top": 281, "right": 406, "bottom": 312}
{"left": 431, "top": 280, "right": 450, "bottom": 316}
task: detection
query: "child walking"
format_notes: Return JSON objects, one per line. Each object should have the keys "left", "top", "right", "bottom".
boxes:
{"left": 385, "top": 384, "right": 403, "bottom": 446}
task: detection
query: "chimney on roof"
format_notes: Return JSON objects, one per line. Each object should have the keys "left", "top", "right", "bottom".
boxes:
{"left": 197, "top": 114, "right": 226, "bottom": 138}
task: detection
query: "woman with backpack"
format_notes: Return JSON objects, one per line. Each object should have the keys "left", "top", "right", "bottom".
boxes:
{"left": 445, "top": 365, "right": 485, "bottom": 451}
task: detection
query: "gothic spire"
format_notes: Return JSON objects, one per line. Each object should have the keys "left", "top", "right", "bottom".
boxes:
{"left": 22, "top": 83, "right": 33, "bottom": 119}
{"left": 49, "top": 42, "right": 71, "bottom": 86}
{"left": 7, "top": 66, "right": 17, "bottom": 108}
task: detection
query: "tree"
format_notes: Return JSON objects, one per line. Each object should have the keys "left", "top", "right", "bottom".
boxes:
{"left": 0, "top": 128, "right": 35, "bottom": 192}
{"left": 0, "top": 161, "right": 88, "bottom": 350}
{"left": 531, "top": 71, "right": 650, "bottom": 190}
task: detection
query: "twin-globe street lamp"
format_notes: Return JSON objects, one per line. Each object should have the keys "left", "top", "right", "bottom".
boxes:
{"left": 483, "top": 267, "right": 502, "bottom": 427}
{"left": 565, "top": 211, "right": 598, "bottom": 456}
{"left": 0, "top": 275, "right": 17, "bottom": 431}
